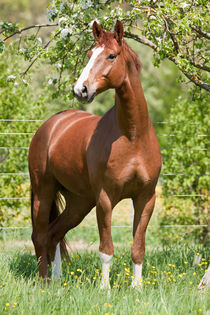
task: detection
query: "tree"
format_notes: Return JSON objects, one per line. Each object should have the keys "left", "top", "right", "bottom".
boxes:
{"left": 158, "top": 87, "right": 209, "bottom": 243}
{"left": 0, "top": 44, "right": 44, "bottom": 226}
{"left": 0, "top": 0, "right": 209, "bottom": 102}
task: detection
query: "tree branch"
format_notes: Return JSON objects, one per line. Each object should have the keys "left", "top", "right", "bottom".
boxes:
{"left": 125, "top": 32, "right": 210, "bottom": 92}
{"left": 3, "top": 23, "right": 58, "bottom": 42}
{"left": 191, "top": 26, "right": 210, "bottom": 40}
{"left": 21, "top": 30, "right": 60, "bottom": 76}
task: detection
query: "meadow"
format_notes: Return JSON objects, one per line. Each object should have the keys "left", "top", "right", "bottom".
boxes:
{"left": 0, "top": 223, "right": 209, "bottom": 315}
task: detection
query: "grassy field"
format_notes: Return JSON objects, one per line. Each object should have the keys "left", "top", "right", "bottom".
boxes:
{"left": 0, "top": 227, "right": 209, "bottom": 315}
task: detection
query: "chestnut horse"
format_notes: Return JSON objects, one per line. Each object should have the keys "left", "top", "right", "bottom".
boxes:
{"left": 29, "top": 20, "right": 161, "bottom": 288}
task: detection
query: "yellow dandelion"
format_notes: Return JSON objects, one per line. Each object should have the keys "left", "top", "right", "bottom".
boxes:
{"left": 5, "top": 303, "right": 10, "bottom": 307}
{"left": 172, "top": 265, "right": 176, "bottom": 268}
{"left": 77, "top": 268, "right": 82, "bottom": 273}
{"left": 193, "top": 272, "right": 196, "bottom": 275}
{"left": 75, "top": 275, "right": 78, "bottom": 279}
{"left": 189, "top": 281, "right": 192, "bottom": 285}
{"left": 40, "top": 289, "right": 45, "bottom": 293}
{"left": 198, "top": 309, "right": 202, "bottom": 313}
{"left": 144, "top": 302, "right": 150, "bottom": 306}
{"left": 64, "top": 282, "right": 68, "bottom": 286}
{"left": 70, "top": 271, "right": 74, "bottom": 275}
{"left": 196, "top": 252, "right": 200, "bottom": 256}
{"left": 184, "top": 261, "right": 188, "bottom": 264}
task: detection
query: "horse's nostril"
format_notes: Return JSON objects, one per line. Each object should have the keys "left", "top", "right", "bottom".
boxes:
{"left": 82, "top": 85, "right": 87, "bottom": 94}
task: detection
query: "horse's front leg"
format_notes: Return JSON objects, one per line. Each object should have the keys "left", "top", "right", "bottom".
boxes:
{"left": 96, "top": 190, "right": 114, "bottom": 290}
{"left": 131, "top": 192, "right": 156, "bottom": 288}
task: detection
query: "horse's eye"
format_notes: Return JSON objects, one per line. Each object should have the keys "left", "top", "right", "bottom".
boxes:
{"left": 107, "top": 54, "right": 116, "bottom": 60}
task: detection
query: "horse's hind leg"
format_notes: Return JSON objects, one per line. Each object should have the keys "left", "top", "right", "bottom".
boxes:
{"left": 48, "top": 191, "right": 94, "bottom": 254}
{"left": 131, "top": 191, "right": 156, "bottom": 288}
{"left": 31, "top": 184, "right": 57, "bottom": 279}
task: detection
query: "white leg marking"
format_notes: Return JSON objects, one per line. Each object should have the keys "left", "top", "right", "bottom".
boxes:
{"left": 131, "top": 263, "right": 143, "bottom": 288}
{"left": 74, "top": 46, "right": 104, "bottom": 94}
{"left": 51, "top": 243, "right": 62, "bottom": 280}
{"left": 99, "top": 251, "right": 113, "bottom": 290}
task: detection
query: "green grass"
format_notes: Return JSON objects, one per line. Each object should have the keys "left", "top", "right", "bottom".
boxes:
{"left": 0, "top": 239, "right": 209, "bottom": 315}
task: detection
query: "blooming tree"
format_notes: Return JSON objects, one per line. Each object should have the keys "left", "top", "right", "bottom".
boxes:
{"left": 0, "top": 0, "right": 209, "bottom": 101}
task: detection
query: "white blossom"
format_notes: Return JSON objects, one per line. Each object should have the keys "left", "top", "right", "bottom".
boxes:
{"left": 60, "top": 2, "right": 66, "bottom": 11}
{"left": 59, "top": 17, "right": 68, "bottom": 23}
{"left": 37, "top": 37, "right": 42, "bottom": 44}
{"left": 82, "top": 0, "right": 93, "bottom": 9}
{"left": 7, "top": 75, "right": 16, "bottom": 80}
{"left": 180, "top": 2, "right": 189, "bottom": 9}
{"left": 61, "top": 28, "right": 72, "bottom": 38}
{"left": 46, "top": 8, "right": 58, "bottom": 22}
{"left": 48, "top": 77, "right": 57, "bottom": 85}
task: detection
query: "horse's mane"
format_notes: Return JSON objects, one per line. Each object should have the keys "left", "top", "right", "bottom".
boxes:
{"left": 122, "top": 40, "right": 141, "bottom": 73}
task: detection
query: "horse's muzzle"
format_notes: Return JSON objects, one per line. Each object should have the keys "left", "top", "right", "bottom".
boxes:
{"left": 73, "top": 84, "right": 96, "bottom": 103}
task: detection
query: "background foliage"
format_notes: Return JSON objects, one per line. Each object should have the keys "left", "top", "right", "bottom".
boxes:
{"left": 0, "top": 0, "right": 209, "bottom": 242}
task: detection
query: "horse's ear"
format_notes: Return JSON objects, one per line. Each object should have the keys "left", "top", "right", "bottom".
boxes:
{"left": 92, "top": 21, "right": 104, "bottom": 41}
{"left": 114, "top": 20, "right": 124, "bottom": 45}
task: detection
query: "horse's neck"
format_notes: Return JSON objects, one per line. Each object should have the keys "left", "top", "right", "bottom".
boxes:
{"left": 115, "top": 71, "right": 150, "bottom": 141}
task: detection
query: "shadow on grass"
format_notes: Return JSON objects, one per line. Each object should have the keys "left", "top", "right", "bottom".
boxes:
{"left": 9, "top": 252, "right": 38, "bottom": 280}
{"left": 8, "top": 244, "right": 208, "bottom": 285}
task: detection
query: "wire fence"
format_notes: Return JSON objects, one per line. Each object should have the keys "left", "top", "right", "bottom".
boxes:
{"left": 0, "top": 119, "right": 209, "bottom": 230}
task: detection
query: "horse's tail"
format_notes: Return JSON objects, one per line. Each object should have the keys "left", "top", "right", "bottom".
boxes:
{"left": 30, "top": 186, "right": 35, "bottom": 230}
{"left": 50, "top": 191, "right": 69, "bottom": 261}
{"left": 30, "top": 187, "right": 69, "bottom": 261}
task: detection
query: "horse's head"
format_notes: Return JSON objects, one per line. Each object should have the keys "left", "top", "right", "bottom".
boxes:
{"left": 73, "top": 20, "right": 126, "bottom": 103}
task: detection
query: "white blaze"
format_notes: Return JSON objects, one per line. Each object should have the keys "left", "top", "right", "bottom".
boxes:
{"left": 74, "top": 46, "right": 104, "bottom": 95}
